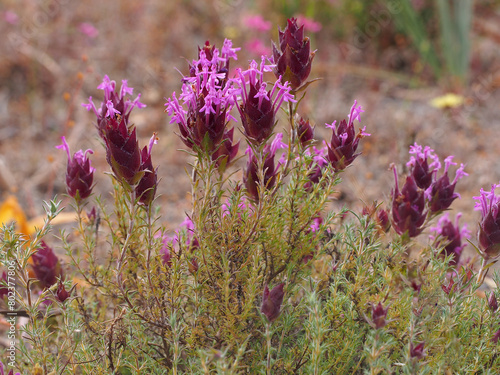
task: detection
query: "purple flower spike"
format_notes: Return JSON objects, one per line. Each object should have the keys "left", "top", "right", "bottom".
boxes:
{"left": 261, "top": 283, "right": 285, "bottom": 322}
{"left": 31, "top": 241, "right": 63, "bottom": 289}
{"left": 391, "top": 167, "right": 427, "bottom": 238}
{"left": 272, "top": 18, "right": 316, "bottom": 90}
{"left": 407, "top": 143, "right": 441, "bottom": 190}
{"left": 166, "top": 40, "right": 238, "bottom": 153}
{"left": 427, "top": 156, "right": 467, "bottom": 213}
{"left": 83, "top": 75, "right": 146, "bottom": 185}
{"left": 56, "top": 136, "right": 95, "bottom": 201}
{"left": 325, "top": 100, "right": 369, "bottom": 171}
{"left": 474, "top": 183, "right": 500, "bottom": 260}
{"left": 430, "top": 213, "right": 470, "bottom": 266}
{"left": 234, "top": 57, "right": 296, "bottom": 144}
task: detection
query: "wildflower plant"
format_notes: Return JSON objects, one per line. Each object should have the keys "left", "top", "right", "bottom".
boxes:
{"left": 2, "top": 17, "right": 500, "bottom": 375}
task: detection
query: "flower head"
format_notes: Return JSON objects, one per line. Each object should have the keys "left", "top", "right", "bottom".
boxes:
{"left": 56, "top": 136, "right": 95, "bottom": 201}
{"left": 272, "top": 18, "right": 316, "bottom": 90}
{"left": 31, "top": 241, "right": 63, "bottom": 289}
{"left": 325, "top": 101, "right": 369, "bottom": 171}
{"left": 234, "top": 57, "right": 295, "bottom": 144}
{"left": 166, "top": 40, "right": 238, "bottom": 152}
{"left": 427, "top": 156, "right": 467, "bottom": 213}
{"left": 474, "top": 183, "right": 500, "bottom": 259}
{"left": 430, "top": 213, "right": 470, "bottom": 266}
{"left": 83, "top": 75, "right": 145, "bottom": 185}
{"left": 261, "top": 283, "right": 285, "bottom": 322}
{"left": 407, "top": 143, "right": 441, "bottom": 190}
{"left": 391, "top": 167, "right": 427, "bottom": 237}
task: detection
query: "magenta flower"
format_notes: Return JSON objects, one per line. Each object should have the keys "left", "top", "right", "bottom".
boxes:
{"left": 83, "top": 76, "right": 146, "bottom": 185}
{"left": 234, "top": 57, "right": 295, "bottom": 144}
{"left": 242, "top": 14, "right": 272, "bottom": 31}
{"left": 325, "top": 101, "right": 369, "bottom": 171}
{"left": 294, "top": 15, "right": 322, "bottom": 33}
{"left": 474, "top": 183, "right": 500, "bottom": 259}
{"left": 0, "top": 360, "right": 21, "bottom": 375}
{"left": 79, "top": 22, "right": 99, "bottom": 38}
{"left": 407, "top": 143, "right": 441, "bottom": 190}
{"left": 430, "top": 213, "right": 470, "bottom": 266}
{"left": 56, "top": 136, "right": 95, "bottom": 201}
{"left": 244, "top": 133, "right": 287, "bottom": 201}
{"left": 303, "top": 146, "right": 328, "bottom": 191}
{"left": 261, "top": 283, "right": 285, "bottom": 322}
{"left": 135, "top": 134, "right": 158, "bottom": 206}
{"left": 31, "top": 241, "right": 63, "bottom": 289}
{"left": 272, "top": 18, "right": 316, "bottom": 90}
{"left": 427, "top": 156, "right": 467, "bottom": 213}
{"left": 391, "top": 167, "right": 427, "bottom": 238}
{"left": 166, "top": 40, "right": 239, "bottom": 152}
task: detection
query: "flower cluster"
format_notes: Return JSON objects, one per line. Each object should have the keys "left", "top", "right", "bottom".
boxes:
{"left": 56, "top": 136, "right": 95, "bottom": 201}
{"left": 234, "top": 56, "right": 295, "bottom": 144}
{"left": 325, "top": 100, "right": 369, "bottom": 172}
{"left": 83, "top": 76, "right": 157, "bottom": 205}
{"left": 272, "top": 17, "right": 316, "bottom": 90}
{"left": 474, "top": 183, "right": 500, "bottom": 259}
{"left": 430, "top": 213, "right": 470, "bottom": 266}
{"left": 391, "top": 144, "right": 467, "bottom": 237}
{"left": 165, "top": 39, "right": 240, "bottom": 166}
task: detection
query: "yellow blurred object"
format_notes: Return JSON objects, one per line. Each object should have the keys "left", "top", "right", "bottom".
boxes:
{"left": 429, "top": 93, "right": 465, "bottom": 109}
{"left": 0, "top": 195, "right": 31, "bottom": 235}
{"left": 0, "top": 195, "right": 76, "bottom": 237}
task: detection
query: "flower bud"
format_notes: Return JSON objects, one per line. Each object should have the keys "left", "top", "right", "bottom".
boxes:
{"left": 261, "top": 283, "right": 285, "bottom": 322}
{"left": 56, "top": 280, "right": 70, "bottom": 303}
{"left": 31, "top": 241, "right": 63, "bottom": 289}
{"left": 56, "top": 136, "right": 95, "bottom": 201}
{"left": 410, "top": 342, "right": 425, "bottom": 359}
{"left": 391, "top": 168, "right": 426, "bottom": 238}
{"left": 296, "top": 116, "right": 314, "bottom": 147}
{"left": 371, "top": 302, "right": 388, "bottom": 329}
{"left": 488, "top": 292, "right": 498, "bottom": 312}
{"left": 430, "top": 213, "right": 469, "bottom": 266}
{"left": 473, "top": 183, "right": 500, "bottom": 260}
{"left": 272, "top": 18, "right": 315, "bottom": 90}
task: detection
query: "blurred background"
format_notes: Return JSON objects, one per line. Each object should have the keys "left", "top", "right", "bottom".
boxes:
{"left": 0, "top": 0, "right": 499, "bottom": 234}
